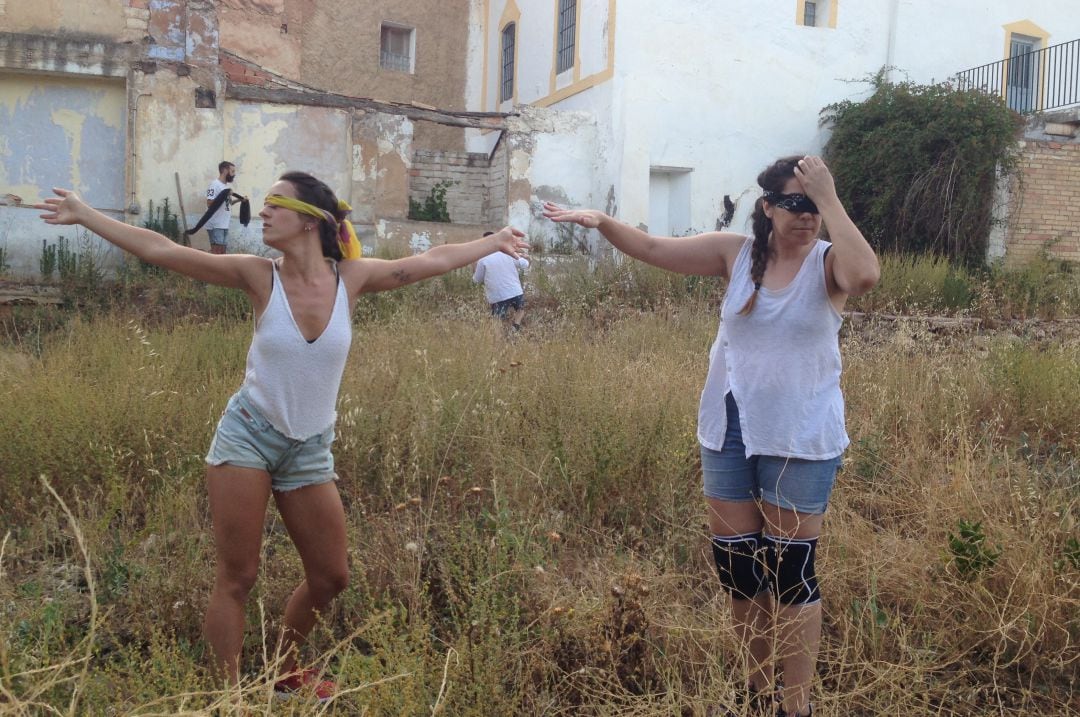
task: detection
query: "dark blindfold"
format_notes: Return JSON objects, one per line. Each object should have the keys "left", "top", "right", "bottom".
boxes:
{"left": 762, "top": 191, "right": 819, "bottom": 214}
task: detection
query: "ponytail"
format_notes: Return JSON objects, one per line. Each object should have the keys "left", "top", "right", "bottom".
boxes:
{"left": 737, "top": 197, "right": 772, "bottom": 315}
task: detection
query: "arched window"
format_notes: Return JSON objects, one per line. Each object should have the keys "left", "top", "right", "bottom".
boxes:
{"left": 501, "top": 23, "right": 516, "bottom": 102}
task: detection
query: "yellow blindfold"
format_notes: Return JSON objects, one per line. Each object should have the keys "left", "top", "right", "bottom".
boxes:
{"left": 264, "top": 194, "right": 362, "bottom": 260}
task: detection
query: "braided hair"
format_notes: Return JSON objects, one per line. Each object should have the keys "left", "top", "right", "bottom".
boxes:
{"left": 737, "top": 156, "right": 804, "bottom": 315}
{"left": 279, "top": 171, "right": 348, "bottom": 261}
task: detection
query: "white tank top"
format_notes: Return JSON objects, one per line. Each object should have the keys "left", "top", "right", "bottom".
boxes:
{"left": 241, "top": 260, "right": 352, "bottom": 440}
{"left": 697, "top": 237, "right": 848, "bottom": 459}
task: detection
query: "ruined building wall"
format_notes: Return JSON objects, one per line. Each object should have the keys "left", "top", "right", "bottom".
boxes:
{"left": 215, "top": 0, "right": 470, "bottom": 151}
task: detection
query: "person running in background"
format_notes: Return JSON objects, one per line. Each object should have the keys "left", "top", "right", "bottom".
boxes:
{"left": 474, "top": 230, "right": 529, "bottom": 330}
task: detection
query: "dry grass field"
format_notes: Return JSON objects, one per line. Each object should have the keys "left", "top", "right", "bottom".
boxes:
{"left": 0, "top": 256, "right": 1078, "bottom": 715}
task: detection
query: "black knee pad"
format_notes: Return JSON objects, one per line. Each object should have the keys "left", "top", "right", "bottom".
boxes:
{"left": 711, "top": 533, "right": 769, "bottom": 601}
{"left": 763, "top": 534, "right": 821, "bottom": 606}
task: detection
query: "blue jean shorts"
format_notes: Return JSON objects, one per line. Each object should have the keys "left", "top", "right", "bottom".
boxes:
{"left": 490, "top": 294, "right": 524, "bottom": 317}
{"left": 701, "top": 393, "right": 841, "bottom": 515}
{"left": 207, "top": 228, "right": 228, "bottom": 247}
{"left": 205, "top": 390, "right": 337, "bottom": 492}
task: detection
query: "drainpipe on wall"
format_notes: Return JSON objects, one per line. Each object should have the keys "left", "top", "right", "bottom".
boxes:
{"left": 885, "top": 0, "right": 900, "bottom": 81}
{"left": 128, "top": 89, "right": 153, "bottom": 217}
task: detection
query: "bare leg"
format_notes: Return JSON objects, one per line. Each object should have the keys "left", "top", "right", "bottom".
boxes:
{"left": 202, "top": 465, "right": 272, "bottom": 684}
{"left": 509, "top": 306, "right": 525, "bottom": 327}
{"left": 273, "top": 481, "right": 349, "bottom": 675}
{"left": 763, "top": 505, "right": 825, "bottom": 716}
{"left": 706, "top": 497, "right": 773, "bottom": 692}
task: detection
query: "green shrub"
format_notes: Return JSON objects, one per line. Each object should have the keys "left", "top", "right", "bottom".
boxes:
{"left": 823, "top": 72, "right": 1023, "bottom": 267}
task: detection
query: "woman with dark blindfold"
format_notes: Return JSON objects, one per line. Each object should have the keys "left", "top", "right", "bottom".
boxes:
{"left": 543, "top": 155, "right": 878, "bottom": 717}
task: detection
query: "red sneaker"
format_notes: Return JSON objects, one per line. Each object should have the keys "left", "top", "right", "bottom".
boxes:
{"left": 273, "top": 668, "right": 335, "bottom": 703}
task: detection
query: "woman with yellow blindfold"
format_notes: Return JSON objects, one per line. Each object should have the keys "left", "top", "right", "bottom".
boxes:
{"left": 35, "top": 171, "right": 528, "bottom": 698}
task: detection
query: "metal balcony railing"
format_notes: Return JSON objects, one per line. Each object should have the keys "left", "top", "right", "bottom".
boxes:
{"left": 955, "top": 38, "right": 1079, "bottom": 114}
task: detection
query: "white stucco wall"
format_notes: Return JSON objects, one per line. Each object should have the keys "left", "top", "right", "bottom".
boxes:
{"left": 891, "top": 2, "right": 1080, "bottom": 85}
{"left": 469, "top": 1, "right": 1080, "bottom": 241}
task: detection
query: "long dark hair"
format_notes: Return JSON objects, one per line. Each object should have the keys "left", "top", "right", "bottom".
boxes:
{"left": 279, "top": 171, "right": 347, "bottom": 261}
{"left": 737, "top": 156, "right": 803, "bottom": 315}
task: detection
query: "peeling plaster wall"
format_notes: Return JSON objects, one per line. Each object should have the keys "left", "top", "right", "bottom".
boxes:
{"left": 217, "top": 101, "right": 351, "bottom": 252}
{"left": 351, "top": 111, "right": 413, "bottom": 239}
{"left": 0, "top": 73, "right": 127, "bottom": 276}
{"left": 503, "top": 106, "right": 605, "bottom": 251}
{"left": 131, "top": 71, "right": 225, "bottom": 247}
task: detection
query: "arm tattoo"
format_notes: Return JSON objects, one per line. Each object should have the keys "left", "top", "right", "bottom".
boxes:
{"left": 392, "top": 269, "right": 411, "bottom": 284}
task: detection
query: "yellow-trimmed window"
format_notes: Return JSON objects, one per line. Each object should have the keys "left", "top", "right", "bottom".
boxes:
{"left": 796, "top": 0, "right": 837, "bottom": 28}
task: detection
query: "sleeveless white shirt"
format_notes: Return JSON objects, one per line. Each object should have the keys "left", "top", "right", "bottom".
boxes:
{"left": 242, "top": 261, "right": 352, "bottom": 440}
{"left": 697, "top": 237, "right": 848, "bottom": 459}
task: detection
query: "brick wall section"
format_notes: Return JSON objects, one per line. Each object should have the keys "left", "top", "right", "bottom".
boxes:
{"left": 122, "top": 0, "right": 150, "bottom": 42}
{"left": 410, "top": 149, "right": 507, "bottom": 226}
{"left": 1007, "top": 140, "right": 1080, "bottom": 264}
{"left": 219, "top": 50, "right": 319, "bottom": 90}
{"left": 488, "top": 138, "right": 508, "bottom": 225}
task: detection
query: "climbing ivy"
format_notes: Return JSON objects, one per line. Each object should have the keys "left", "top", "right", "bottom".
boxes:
{"left": 408, "top": 180, "right": 454, "bottom": 223}
{"left": 822, "top": 72, "right": 1024, "bottom": 267}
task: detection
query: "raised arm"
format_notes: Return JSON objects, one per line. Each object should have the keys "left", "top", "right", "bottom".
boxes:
{"left": 541, "top": 202, "right": 741, "bottom": 279}
{"left": 796, "top": 156, "right": 880, "bottom": 297}
{"left": 347, "top": 225, "right": 528, "bottom": 295}
{"left": 35, "top": 188, "right": 267, "bottom": 290}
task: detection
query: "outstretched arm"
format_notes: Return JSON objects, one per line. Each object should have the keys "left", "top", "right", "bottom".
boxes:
{"left": 35, "top": 188, "right": 266, "bottom": 290}
{"left": 347, "top": 225, "right": 528, "bottom": 295}
{"left": 541, "top": 202, "right": 741, "bottom": 279}
{"left": 796, "top": 156, "right": 880, "bottom": 297}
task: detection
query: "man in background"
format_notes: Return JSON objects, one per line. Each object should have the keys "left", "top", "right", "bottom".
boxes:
{"left": 205, "top": 161, "right": 237, "bottom": 254}
{"left": 473, "top": 231, "right": 529, "bottom": 331}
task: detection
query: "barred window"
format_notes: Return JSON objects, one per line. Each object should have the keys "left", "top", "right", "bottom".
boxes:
{"left": 557, "top": 0, "right": 576, "bottom": 74}
{"left": 803, "top": 1, "right": 817, "bottom": 27}
{"left": 380, "top": 24, "right": 413, "bottom": 73}
{"left": 501, "top": 23, "right": 516, "bottom": 102}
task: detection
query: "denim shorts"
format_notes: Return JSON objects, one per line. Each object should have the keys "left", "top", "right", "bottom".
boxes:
{"left": 205, "top": 390, "right": 337, "bottom": 492}
{"left": 490, "top": 294, "right": 524, "bottom": 317}
{"left": 701, "top": 393, "right": 841, "bottom": 514}
{"left": 207, "top": 228, "right": 228, "bottom": 246}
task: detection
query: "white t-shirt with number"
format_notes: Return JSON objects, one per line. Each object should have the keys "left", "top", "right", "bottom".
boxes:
{"left": 206, "top": 179, "right": 232, "bottom": 230}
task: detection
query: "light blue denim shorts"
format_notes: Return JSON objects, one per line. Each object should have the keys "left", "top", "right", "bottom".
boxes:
{"left": 205, "top": 390, "right": 337, "bottom": 492}
{"left": 207, "top": 228, "right": 228, "bottom": 247}
{"left": 701, "top": 393, "right": 841, "bottom": 515}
